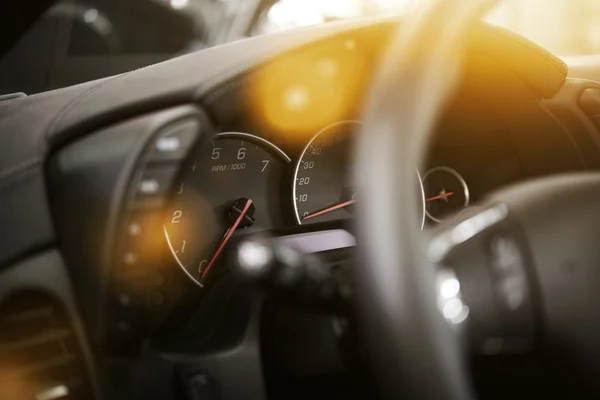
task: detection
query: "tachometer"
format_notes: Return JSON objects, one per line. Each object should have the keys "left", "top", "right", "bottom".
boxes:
{"left": 164, "top": 132, "right": 290, "bottom": 287}
{"left": 293, "top": 121, "right": 425, "bottom": 227}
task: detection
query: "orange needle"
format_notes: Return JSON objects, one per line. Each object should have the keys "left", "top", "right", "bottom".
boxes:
{"left": 426, "top": 191, "right": 455, "bottom": 202}
{"left": 303, "top": 199, "right": 356, "bottom": 220}
{"left": 201, "top": 199, "right": 253, "bottom": 280}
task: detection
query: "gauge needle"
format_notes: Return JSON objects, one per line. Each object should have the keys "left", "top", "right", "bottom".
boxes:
{"left": 426, "top": 191, "right": 455, "bottom": 202}
{"left": 201, "top": 198, "right": 254, "bottom": 280}
{"left": 303, "top": 199, "right": 356, "bottom": 220}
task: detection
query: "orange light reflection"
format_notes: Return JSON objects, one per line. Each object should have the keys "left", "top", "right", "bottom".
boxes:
{"left": 246, "top": 38, "right": 366, "bottom": 141}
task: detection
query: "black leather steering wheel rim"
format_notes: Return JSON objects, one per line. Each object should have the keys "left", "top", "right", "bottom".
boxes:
{"left": 354, "top": 0, "right": 501, "bottom": 398}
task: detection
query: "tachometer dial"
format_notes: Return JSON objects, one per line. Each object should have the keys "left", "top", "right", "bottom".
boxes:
{"left": 293, "top": 121, "right": 425, "bottom": 227}
{"left": 423, "top": 167, "right": 469, "bottom": 222}
{"left": 164, "top": 133, "right": 290, "bottom": 287}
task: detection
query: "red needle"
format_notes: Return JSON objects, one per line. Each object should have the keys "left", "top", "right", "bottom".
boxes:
{"left": 201, "top": 199, "right": 253, "bottom": 280}
{"left": 426, "top": 191, "right": 455, "bottom": 202}
{"left": 302, "top": 199, "right": 356, "bottom": 220}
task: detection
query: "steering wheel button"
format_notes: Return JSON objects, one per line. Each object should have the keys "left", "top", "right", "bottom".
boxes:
{"left": 149, "top": 119, "right": 200, "bottom": 162}
{"left": 488, "top": 234, "right": 529, "bottom": 311}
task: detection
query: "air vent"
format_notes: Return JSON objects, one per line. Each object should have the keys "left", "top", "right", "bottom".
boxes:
{"left": 0, "top": 292, "right": 94, "bottom": 400}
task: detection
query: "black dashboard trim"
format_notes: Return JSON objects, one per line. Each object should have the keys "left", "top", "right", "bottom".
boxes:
{"left": 48, "top": 105, "right": 208, "bottom": 341}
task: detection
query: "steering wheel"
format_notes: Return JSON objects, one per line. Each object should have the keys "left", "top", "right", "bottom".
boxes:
{"left": 356, "top": 0, "right": 600, "bottom": 398}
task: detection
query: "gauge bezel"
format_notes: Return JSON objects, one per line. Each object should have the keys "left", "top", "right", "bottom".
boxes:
{"left": 292, "top": 120, "right": 361, "bottom": 225}
{"left": 215, "top": 132, "right": 292, "bottom": 163}
{"left": 164, "top": 131, "right": 290, "bottom": 288}
{"left": 293, "top": 121, "right": 425, "bottom": 229}
{"left": 422, "top": 166, "right": 470, "bottom": 223}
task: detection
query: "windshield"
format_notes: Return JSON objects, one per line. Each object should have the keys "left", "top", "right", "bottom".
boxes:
{"left": 261, "top": 0, "right": 600, "bottom": 60}
{"left": 0, "top": 0, "right": 597, "bottom": 95}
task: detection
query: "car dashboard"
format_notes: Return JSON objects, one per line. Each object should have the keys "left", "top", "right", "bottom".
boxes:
{"left": 1, "top": 15, "right": 599, "bottom": 400}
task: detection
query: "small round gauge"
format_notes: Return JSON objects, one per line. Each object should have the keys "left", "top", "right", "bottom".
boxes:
{"left": 293, "top": 121, "right": 425, "bottom": 227}
{"left": 423, "top": 167, "right": 469, "bottom": 222}
{"left": 164, "top": 132, "right": 290, "bottom": 287}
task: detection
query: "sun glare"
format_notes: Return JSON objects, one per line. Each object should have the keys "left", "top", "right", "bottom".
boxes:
{"left": 247, "top": 38, "right": 366, "bottom": 140}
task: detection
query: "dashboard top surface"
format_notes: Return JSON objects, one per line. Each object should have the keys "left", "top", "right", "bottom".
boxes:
{"left": 0, "top": 17, "right": 567, "bottom": 168}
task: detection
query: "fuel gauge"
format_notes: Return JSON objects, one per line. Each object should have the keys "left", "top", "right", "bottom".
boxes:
{"left": 423, "top": 167, "right": 469, "bottom": 222}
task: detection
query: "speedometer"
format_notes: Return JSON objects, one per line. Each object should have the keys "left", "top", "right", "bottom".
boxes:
{"left": 293, "top": 121, "right": 356, "bottom": 225}
{"left": 293, "top": 121, "right": 425, "bottom": 227}
{"left": 164, "top": 132, "right": 290, "bottom": 287}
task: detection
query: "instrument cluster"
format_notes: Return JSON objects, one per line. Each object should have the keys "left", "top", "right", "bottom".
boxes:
{"left": 163, "top": 118, "right": 514, "bottom": 288}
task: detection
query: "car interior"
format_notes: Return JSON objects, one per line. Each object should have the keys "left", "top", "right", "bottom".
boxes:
{"left": 3, "top": 0, "right": 600, "bottom": 399}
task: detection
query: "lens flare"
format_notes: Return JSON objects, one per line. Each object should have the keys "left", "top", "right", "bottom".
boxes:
{"left": 246, "top": 38, "right": 366, "bottom": 141}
